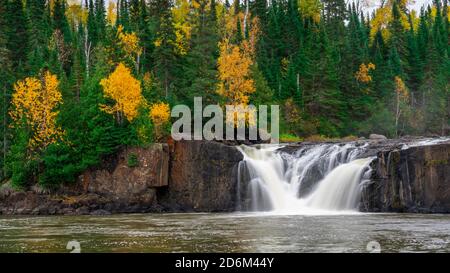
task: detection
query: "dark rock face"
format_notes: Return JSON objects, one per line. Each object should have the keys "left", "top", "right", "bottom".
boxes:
{"left": 361, "top": 143, "right": 450, "bottom": 213}
{"left": 158, "top": 140, "right": 243, "bottom": 212}
{"left": 0, "top": 141, "right": 243, "bottom": 215}
{"left": 0, "top": 144, "right": 170, "bottom": 215}
{"left": 81, "top": 145, "right": 169, "bottom": 205}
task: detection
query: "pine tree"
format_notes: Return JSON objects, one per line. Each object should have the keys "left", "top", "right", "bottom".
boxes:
{"left": 6, "top": 0, "right": 29, "bottom": 76}
{"left": 322, "top": 0, "right": 347, "bottom": 40}
{"left": 26, "top": 0, "right": 51, "bottom": 74}
{"left": 129, "top": 0, "right": 141, "bottom": 32}
{"left": 180, "top": 0, "right": 220, "bottom": 105}
{"left": 151, "top": 0, "right": 178, "bottom": 99}
{"left": 405, "top": 14, "right": 423, "bottom": 107}
{"left": 53, "top": 0, "right": 72, "bottom": 43}
{"left": 0, "top": 0, "right": 11, "bottom": 179}
{"left": 87, "top": 0, "right": 98, "bottom": 45}
{"left": 252, "top": 0, "right": 268, "bottom": 27}
{"left": 388, "top": 0, "right": 408, "bottom": 74}
{"left": 118, "top": 0, "right": 130, "bottom": 30}
{"left": 95, "top": 0, "right": 107, "bottom": 38}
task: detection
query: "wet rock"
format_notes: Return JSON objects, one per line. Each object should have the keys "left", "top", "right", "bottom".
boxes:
{"left": 361, "top": 142, "right": 450, "bottom": 213}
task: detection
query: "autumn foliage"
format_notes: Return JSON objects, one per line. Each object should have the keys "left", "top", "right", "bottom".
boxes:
{"left": 10, "top": 71, "right": 65, "bottom": 150}
{"left": 149, "top": 102, "right": 171, "bottom": 126}
{"left": 355, "top": 63, "right": 376, "bottom": 84}
{"left": 150, "top": 102, "right": 171, "bottom": 141}
{"left": 100, "top": 63, "right": 143, "bottom": 124}
{"left": 217, "top": 39, "right": 255, "bottom": 106}
{"left": 117, "top": 25, "right": 142, "bottom": 69}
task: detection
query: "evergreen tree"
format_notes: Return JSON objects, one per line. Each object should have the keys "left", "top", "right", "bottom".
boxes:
{"left": 180, "top": 0, "right": 220, "bottom": 105}
{"left": 0, "top": 0, "right": 11, "bottom": 179}
{"left": 6, "top": 0, "right": 29, "bottom": 76}
{"left": 118, "top": 0, "right": 130, "bottom": 30}
{"left": 87, "top": 0, "right": 98, "bottom": 45}
{"left": 95, "top": 0, "right": 107, "bottom": 38}
{"left": 151, "top": 0, "right": 178, "bottom": 99}
{"left": 26, "top": 0, "right": 51, "bottom": 74}
{"left": 53, "top": 0, "right": 72, "bottom": 43}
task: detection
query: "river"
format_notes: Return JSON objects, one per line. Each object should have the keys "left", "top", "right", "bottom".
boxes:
{"left": 1, "top": 213, "right": 450, "bottom": 253}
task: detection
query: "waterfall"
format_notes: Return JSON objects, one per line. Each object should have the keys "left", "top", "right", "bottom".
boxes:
{"left": 237, "top": 143, "right": 374, "bottom": 214}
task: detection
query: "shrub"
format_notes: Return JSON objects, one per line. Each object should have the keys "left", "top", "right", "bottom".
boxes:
{"left": 127, "top": 153, "right": 139, "bottom": 168}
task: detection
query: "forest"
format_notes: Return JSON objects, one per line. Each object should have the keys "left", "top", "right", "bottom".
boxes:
{"left": 0, "top": 0, "right": 448, "bottom": 188}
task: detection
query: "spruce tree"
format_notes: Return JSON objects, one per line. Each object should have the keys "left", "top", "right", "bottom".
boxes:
{"left": 180, "top": 0, "right": 220, "bottom": 105}
{"left": 26, "top": 0, "right": 51, "bottom": 74}
{"left": 151, "top": 0, "right": 178, "bottom": 99}
{"left": 53, "top": 0, "right": 72, "bottom": 43}
{"left": 6, "top": 0, "right": 29, "bottom": 76}
{"left": 0, "top": 0, "right": 11, "bottom": 179}
{"left": 87, "top": 0, "right": 98, "bottom": 45}
{"left": 95, "top": 0, "right": 107, "bottom": 38}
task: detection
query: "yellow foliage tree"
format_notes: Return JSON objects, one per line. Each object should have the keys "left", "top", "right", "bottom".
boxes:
{"left": 370, "top": 2, "right": 412, "bottom": 42}
{"left": 218, "top": 6, "right": 261, "bottom": 128}
{"left": 10, "top": 71, "right": 65, "bottom": 150}
{"left": 217, "top": 39, "right": 257, "bottom": 127}
{"left": 298, "top": 0, "right": 323, "bottom": 23}
{"left": 100, "top": 63, "right": 143, "bottom": 124}
{"left": 150, "top": 102, "right": 171, "bottom": 141}
{"left": 67, "top": 3, "right": 87, "bottom": 26}
{"left": 217, "top": 39, "right": 255, "bottom": 106}
{"left": 107, "top": 1, "right": 117, "bottom": 26}
{"left": 355, "top": 63, "right": 376, "bottom": 84}
{"left": 172, "top": 0, "right": 192, "bottom": 55}
{"left": 117, "top": 25, "right": 142, "bottom": 71}
{"left": 150, "top": 102, "right": 171, "bottom": 126}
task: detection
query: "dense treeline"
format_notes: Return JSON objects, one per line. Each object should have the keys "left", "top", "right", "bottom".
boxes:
{"left": 0, "top": 0, "right": 448, "bottom": 188}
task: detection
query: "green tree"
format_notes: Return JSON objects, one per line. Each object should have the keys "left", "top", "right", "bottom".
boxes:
{"left": 180, "top": 0, "right": 220, "bottom": 105}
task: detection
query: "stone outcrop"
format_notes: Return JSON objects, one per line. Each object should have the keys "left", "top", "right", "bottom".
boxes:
{"left": 158, "top": 140, "right": 243, "bottom": 212}
{"left": 0, "top": 141, "right": 243, "bottom": 215}
{"left": 81, "top": 145, "right": 169, "bottom": 203}
{"left": 361, "top": 142, "right": 450, "bottom": 213}
{"left": 0, "top": 144, "right": 171, "bottom": 215}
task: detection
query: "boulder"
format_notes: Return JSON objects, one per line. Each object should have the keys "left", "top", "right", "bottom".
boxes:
{"left": 369, "top": 134, "right": 387, "bottom": 140}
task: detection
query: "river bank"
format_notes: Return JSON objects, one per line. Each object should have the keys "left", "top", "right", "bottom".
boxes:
{"left": 0, "top": 137, "right": 449, "bottom": 215}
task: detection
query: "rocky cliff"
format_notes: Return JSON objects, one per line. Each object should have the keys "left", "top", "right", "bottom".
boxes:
{"left": 361, "top": 141, "right": 450, "bottom": 213}
{"left": 158, "top": 140, "right": 243, "bottom": 212}
{"left": 0, "top": 141, "right": 243, "bottom": 215}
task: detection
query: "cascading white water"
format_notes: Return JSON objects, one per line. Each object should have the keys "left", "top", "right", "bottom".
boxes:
{"left": 237, "top": 143, "right": 374, "bottom": 214}
{"left": 302, "top": 158, "right": 373, "bottom": 211}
